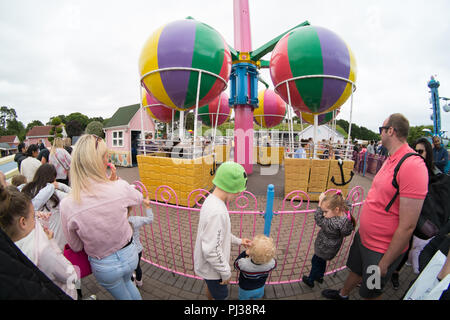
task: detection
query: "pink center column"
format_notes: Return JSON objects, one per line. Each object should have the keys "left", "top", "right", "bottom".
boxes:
{"left": 233, "top": 0, "right": 254, "bottom": 174}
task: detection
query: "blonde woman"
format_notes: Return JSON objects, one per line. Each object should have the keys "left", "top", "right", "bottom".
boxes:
{"left": 49, "top": 137, "right": 71, "bottom": 185}
{"left": 60, "top": 134, "right": 148, "bottom": 300}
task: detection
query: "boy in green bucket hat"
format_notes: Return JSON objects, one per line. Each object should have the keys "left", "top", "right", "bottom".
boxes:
{"left": 194, "top": 161, "right": 252, "bottom": 300}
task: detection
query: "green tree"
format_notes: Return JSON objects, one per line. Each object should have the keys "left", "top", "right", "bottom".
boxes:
{"left": 51, "top": 116, "right": 62, "bottom": 126}
{"left": 407, "top": 125, "right": 434, "bottom": 146}
{"left": 48, "top": 115, "right": 67, "bottom": 125}
{"left": 65, "top": 112, "right": 89, "bottom": 130}
{"left": 88, "top": 116, "right": 104, "bottom": 124}
{"left": 0, "top": 106, "right": 18, "bottom": 130}
{"left": 85, "top": 121, "right": 104, "bottom": 138}
{"left": 6, "top": 118, "right": 26, "bottom": 141}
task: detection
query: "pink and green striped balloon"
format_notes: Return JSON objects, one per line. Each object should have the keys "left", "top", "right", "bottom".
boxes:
{"left": 197, "top": 92, "right": 231, "bottom": 127}
{"left": 142, "top": 89, "right": 179, "bottom": 123}
{"left": 270, "top": 25, "right": 357, "bottom": 115}
{"left": 139, "top": 19, "right": 231, "bottom": 112}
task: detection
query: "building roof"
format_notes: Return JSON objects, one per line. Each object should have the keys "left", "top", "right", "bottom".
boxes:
{"left": 26, "top": 125, "right": 53, "bottom": 137}
{"left": 104, "top": 104, "right": 140, "bottom": 129}
{"left": 0, "top": 135, "right": 17, "bottom": 143}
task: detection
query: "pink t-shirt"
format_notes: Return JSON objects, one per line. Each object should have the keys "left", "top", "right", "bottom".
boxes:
{"left": 60, "top": 179, "right": 143, "bottom": 259}
{"left": 359, "top": 143, "right": 428, "bottom": 254}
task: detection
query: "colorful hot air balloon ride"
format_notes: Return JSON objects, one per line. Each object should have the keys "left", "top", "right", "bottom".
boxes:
{"left": 270, "top": 25, "right": 357, "bottom": 115}
{"left": 197, "top": 92, "right": 231, "bottom": 127}
{"left": 253, "top": 89, "right": 286, "bottom": 128}
{"left": 139, "top": 19, "right": 232, "bottom": 112}
{"left": 142, "top": 89, "right": 179, "bottom": 123}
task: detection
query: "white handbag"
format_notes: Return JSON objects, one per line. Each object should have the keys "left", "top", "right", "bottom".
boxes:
{"left": 404, "top": 250, "right": 449, "bottom": 300}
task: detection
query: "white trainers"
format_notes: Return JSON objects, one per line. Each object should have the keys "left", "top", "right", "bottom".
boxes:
{"left": 135, "top": 279, "right": 143, "bottom": 287}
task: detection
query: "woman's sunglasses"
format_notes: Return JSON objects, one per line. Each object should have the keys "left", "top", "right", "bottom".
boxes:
{"left": 91, "top": 134, "right": 102, "bottom": 149}
{"left": 415, "top": 149, "right": 425, "bottom": 155}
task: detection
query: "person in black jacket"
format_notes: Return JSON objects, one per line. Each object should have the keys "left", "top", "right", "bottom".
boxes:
{"left": 14, "top": 143, "right": 27, "bottom": 171}
{"left": 0, "top": 226, "right": 71, "bottom": 300}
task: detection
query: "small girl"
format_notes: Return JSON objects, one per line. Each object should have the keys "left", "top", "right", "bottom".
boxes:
{"left": 127, "top": 201, "right": 153, "bottom": 287}
{"left": 0, "top": 185, "right": 78, "bottom": 299}
{"left": 234, "top": 234, "right": 277, "bottom": 300}
{"left": 302, "top": 190, "right": 356, "bottom": 288}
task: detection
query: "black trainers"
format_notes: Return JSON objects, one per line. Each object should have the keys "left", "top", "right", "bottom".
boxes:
{"left": 391, "top": 272, "right": 399, "bottom": 290}
{"left": 317, "top": 278, "right": 324, "bottom": 284}
{"left": 322, "top": 289, "right": 349, "bottom": 300}
{"left": 302, "top": 275, "right": 314, "bottom": 288}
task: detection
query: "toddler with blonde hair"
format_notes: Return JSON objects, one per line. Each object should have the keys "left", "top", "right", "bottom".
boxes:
{"left": 234, "top": 234, "right": 277, "bottom": 300}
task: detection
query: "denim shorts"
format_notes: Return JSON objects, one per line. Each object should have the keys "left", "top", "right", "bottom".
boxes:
{"left": 204, "top": 279, "right": 229, "bottom": 300}
{"left": 346, "top": 231, "right": 405, "bottom": 299}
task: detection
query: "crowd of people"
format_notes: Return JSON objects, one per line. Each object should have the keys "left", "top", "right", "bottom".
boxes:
{"left": 1, "top": 135, "right": 152, "bottom": 300}
{"left": 1, "top": 112, "right": 449, "bottom": 300}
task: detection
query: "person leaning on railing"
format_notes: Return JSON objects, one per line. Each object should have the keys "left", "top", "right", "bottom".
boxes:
{"left": 60, "top": 134, "right": 150, "bottom": 300}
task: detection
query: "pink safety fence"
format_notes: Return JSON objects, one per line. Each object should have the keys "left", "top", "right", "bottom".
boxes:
{"left": 131, "top": 181, "right": 365, "bottom": 285}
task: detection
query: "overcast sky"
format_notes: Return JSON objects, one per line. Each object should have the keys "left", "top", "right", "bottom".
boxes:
{"left": 1, "top": 0, "right": 449, "bottom": 136}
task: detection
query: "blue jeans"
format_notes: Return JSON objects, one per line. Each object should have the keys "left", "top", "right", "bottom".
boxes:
{"left": 238, "top": 286, "right": 265, "bottom": 300}
{"left": 88, "top": 243, "right": 142, "bottom": 300}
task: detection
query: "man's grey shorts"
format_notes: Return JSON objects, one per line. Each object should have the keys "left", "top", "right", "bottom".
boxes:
{"left": 346, "top": 231, "right": 405, "bottom": 299}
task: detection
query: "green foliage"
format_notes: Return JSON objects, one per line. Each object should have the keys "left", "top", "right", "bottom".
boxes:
{"left": 51, "top": 116, "right": 62, "bottom": 126}
{"left": 0, "top": 106, "right": 18, "bottom": 130}
{"left": 6, "top": 118, "right": 26, "bottom": 141}
{"left": 65, "top": 112, "right": 90, "bottom": 129}
{"left": 85, "top": 121, "right": 104, "bottom": 138}
{"left": 336, "top": 119, "right": 379, "bottom": 141}
{"left": 407, "top": 125, "right": 434, "bottom": 146}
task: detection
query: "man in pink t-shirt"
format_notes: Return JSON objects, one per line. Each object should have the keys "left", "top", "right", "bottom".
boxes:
{"left": 322, "top": 113, "right": 428, "bottom": 300}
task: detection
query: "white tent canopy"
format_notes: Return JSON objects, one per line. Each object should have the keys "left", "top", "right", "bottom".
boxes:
{"left": 297, "top": 124, "right": 345, "bottom": 143}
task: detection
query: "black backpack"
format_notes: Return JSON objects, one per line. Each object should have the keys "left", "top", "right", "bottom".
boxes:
{"left": 386, "top": 153, "right": 450, "bottom": 240}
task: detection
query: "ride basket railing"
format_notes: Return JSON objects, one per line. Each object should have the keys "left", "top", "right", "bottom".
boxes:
{"left": 131, "top": 181, "right": 364, "bottom": 285}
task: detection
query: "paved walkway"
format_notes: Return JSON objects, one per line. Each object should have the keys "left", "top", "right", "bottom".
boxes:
{"left": 80, "top": 165, "right": 417, "bottom": 300}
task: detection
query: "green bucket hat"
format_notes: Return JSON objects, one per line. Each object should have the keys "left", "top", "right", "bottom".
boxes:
{"left": 213, "top": 161, "right": 248, "bottom": 194}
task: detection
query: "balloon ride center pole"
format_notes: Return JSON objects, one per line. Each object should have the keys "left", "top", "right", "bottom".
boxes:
{"left": 233, "top": 0, "right": 255, "bottom": 174}
{"left": 234, "top": 105, "right": 254, "bottom": 173}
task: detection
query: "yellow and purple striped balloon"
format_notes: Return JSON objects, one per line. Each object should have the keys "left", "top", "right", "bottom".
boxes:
{"left": 139, "top": 19, "right": 231, "bottom": 112}
{"left": 270, "top": 25, "right": 357, "bottom": 115}
{"left": 254, "top": 89, "right": 286, "bottom": 128}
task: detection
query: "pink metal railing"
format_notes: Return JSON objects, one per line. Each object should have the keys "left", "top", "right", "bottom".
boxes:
{"left": 131, "top": 181, "right": 364, "bottom": 285}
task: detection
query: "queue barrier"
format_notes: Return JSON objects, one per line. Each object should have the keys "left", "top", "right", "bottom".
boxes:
{"left": 131, "top": 181, "right": 365, "bottom": 285}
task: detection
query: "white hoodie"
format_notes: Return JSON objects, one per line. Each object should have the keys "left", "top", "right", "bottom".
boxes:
{"left": 194, "top": 194, "right": 241, "bottom": 281}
